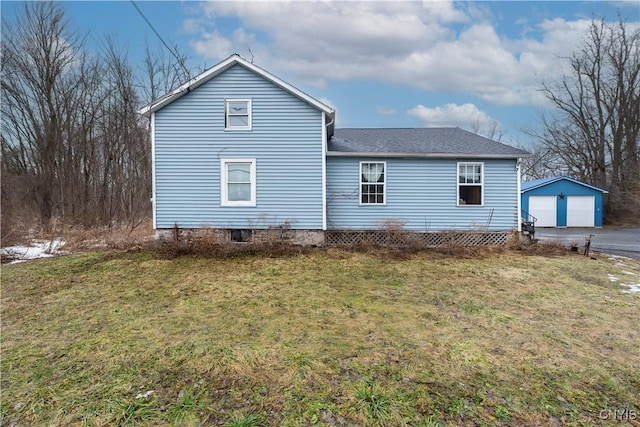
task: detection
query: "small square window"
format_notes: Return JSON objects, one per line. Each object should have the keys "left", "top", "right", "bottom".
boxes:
{"left": 225, "top": 99, "right": 252, "bottom": 130}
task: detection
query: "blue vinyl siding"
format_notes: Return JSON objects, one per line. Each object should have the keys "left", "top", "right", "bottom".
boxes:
{"left": 521, "top": 180, "right": 605, "bottom": 227}
{"left": 326, "top": 157, "right": 519, "bottom": 231}
{"left": 154, "top": 65, "right": 324, "bottom": 229}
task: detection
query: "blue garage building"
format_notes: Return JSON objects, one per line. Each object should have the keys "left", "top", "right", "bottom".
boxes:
{"left": 521, "top": 177, "right": 608, "bottom": 228}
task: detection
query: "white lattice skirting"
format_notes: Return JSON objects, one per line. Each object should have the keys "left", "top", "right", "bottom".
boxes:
{"left": 325, "top": 230, "right": 514, "bottom": 247}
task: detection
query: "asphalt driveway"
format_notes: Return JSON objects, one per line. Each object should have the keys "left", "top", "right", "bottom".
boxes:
{"left": 534, "top": 227, "right": 640, "bottom": 258}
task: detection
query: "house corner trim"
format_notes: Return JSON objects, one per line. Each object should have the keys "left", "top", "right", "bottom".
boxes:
{"left": 151, "top": 112, "right": 157, "bottom": 230}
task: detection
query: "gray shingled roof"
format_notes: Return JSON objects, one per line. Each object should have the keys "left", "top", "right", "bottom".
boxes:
{"left": 328, "top": 128, "right": 530, "bottom": 158}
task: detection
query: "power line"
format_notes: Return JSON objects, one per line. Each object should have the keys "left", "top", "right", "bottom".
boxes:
{"left": 130, "top": 0, "right": 191, "bottom": 81}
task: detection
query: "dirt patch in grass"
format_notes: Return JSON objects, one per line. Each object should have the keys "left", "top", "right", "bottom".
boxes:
{"left": 2, "top": 248, "right": 639, "bottom": 426}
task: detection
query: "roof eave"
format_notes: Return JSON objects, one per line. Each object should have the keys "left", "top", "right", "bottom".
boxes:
{"left": 326, "top": 151, "right": 531, "bottom": 159}
{"left": 138, "top": 56, "right": 238, "bottom": 117}
{"left": 521, "top": 176, "right": 608, "bottom": 193}
{"left": 138, "top": 54, "right": 334, "bottom": 117}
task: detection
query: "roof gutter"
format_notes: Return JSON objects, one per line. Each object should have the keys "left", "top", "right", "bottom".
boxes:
{"left": 138, "top": 60, "right": 237, "bottom": 118}
{"left": 326, "top": 151, "right": 532, "bottom": 159}
{"left": 325, "top": 112, "right": 335, "bottom": 139}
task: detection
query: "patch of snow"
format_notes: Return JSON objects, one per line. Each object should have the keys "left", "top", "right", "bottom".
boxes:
{"left": 136, "top": 390, "right": 155, "bottom": 399}
{"left": 1, "top": 239, "right": 66, "bottom": 264}
{"left": 608, "top": 255, "right": 635, "bottom": 268}
{"left": 608, "top": 254, "right": 633, "bottom": 261}
{"left": 604, "top": 255, "right": 640, "bottom": 294}
{"left": 621, "top": 283, "right": 640, "bottom": 294}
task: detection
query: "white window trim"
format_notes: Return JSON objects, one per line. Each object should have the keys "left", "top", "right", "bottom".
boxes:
{"left": 359, "top": 161, "right": 386, "bottom": 206}
{"left": 225, "top": 99, "right": 252, "bottom": 131}
{"left": 457, "top": 161, "right": 484, "bottom": 207}
{"left": 221, "top": 159, "right": 256, "bottom": 207}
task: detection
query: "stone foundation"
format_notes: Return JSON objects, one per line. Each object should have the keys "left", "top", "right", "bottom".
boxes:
{"left": 155, "top": 227, "right": 325, "bottom": 247}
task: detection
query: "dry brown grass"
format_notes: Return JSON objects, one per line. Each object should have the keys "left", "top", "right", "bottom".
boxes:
{"left": 0, "top": 217, "right": 155, "bottom": 254}
{"left": 58, "top": 221, "right": 155, "bottom": 251}
{"left": 2, "top": 246, "right": 639, "bottom": 426}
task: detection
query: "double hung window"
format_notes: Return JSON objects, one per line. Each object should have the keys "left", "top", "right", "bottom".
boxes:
{"left": 360, "top": 162, "right": 386, "bottom": 205}
{"left": 457, "top": 162, "right": 483, "bottom": 205}
{"left": 225, "top": 99, "right": 251, "bottom": 130}
{"left": 221, "top": 159, "right": 256, "bottom": 207}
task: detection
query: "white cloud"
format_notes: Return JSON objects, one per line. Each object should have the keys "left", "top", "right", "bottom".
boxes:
{"left": 408, "top": 103, "right": 500, "bottom": 136}
{"left": 319, "top": 97, "right": 336, "bottom": 109}
{"left": 376, "top": 105, "right": 397, "bottom": 116}
{"left": 319, "top": 97, "right": 342, "bottom": 125}
{"left": 182, "top": 18, "right": 200, "bottom": 34}
{"left": 190, "top": 30, "right": 233, "bottom": 60}
{"left": 185, "top": 1, "right": 634, "bottom": 107}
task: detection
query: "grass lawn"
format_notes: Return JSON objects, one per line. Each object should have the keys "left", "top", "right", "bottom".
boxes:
{"left": 2, "top": 246, "right": 639, "bottom": 426}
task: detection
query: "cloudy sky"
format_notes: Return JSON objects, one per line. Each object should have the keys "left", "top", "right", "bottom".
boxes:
{"left": 3, "top": 1, "right": 638, "bottom": 145}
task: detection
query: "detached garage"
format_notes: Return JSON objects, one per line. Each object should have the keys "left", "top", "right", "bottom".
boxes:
{"left": 521, "top": 177, "right": 608, "bottom": 228}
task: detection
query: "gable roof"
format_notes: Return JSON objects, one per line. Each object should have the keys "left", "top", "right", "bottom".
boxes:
{"left": 328, "top": 128, "right": 530, "bottom": 159}
{"left": 138, "top": 54, "right": 335, "bottom": 118}
{"left": 521, "top": 176, "right": 608, "bottom": 193}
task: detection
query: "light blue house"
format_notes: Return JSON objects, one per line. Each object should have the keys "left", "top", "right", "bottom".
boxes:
{"left": 521, "top": 177, "right": 608, "bottom": 228}
{"left": 140, "top": 54, "right": 530, "bottom": 243}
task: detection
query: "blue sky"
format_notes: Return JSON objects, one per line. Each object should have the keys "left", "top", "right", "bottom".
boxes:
{"left": 2, "top": 1, "right": 639, "bottom": 146}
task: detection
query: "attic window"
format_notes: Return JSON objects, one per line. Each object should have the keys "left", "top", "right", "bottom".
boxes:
{"left": 225, "top": 99, "right": 252, "bottom": 130}
{"left": 457, "top": 162, "right": 483, "bottom": 206}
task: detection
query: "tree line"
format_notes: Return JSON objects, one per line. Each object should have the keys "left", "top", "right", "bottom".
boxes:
{"left": 525, "top": 17, "right": 640, "bottom": 219}
{"left": 2, "top": 2, "right": 638, "bottom": 240}
{"left": 1, "top": 2, "right": 190, "bottom": 236}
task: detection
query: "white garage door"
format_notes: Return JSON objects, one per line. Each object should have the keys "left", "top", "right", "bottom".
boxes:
{"left": 529, "top": 196, "right": 556, "bottom": 227}
{"left": 567, "top": 196, "right": 595, "bottom": 227}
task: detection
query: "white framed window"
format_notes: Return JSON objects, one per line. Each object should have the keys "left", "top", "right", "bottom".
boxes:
{"left": 221, "top": 159, "right": 256, "bottom": 207}
{"left": 457, "top": 162, "right": 483, "bottom": 206}
{"left": 360, "top": 161, "right": 386, "bottom": 205}
{"left": 225, "top": 99, "right": 252, "bottom": 130}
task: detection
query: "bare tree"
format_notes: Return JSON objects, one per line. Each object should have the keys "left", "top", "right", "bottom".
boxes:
{"left": 519, "top": 142, "right": 566, "bottom": 181}
{"left": 140, "top": 42, "right": 191, "bottom": 104}
{"left": 1, "top": 2, "right": 154, "bottom": 232}
{"left": 471, "top": 119, "right": 504, "bottom": 141}
{"left": 98, "top": 36, "right": 151, "bottom": 230}
{"left": 1, "top": 2, "right": 83, "bottom": 228}
{"left": 532, "top": 16, "right": 640, "bottom": 216}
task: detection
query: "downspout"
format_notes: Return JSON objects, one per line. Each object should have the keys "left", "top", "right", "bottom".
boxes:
{"left": 325, "top": 111, "right": 335, "bottom": 139}
{"left": 322, "top": 112, "right": 335, "bottom": 231}
{"left": 516, "top": 158, "right": 522, "bottom": 232}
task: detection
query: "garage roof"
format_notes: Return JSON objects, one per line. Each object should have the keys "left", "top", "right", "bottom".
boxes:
{"left": 522, "top": 176, "right": 608, "bottom": 193}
